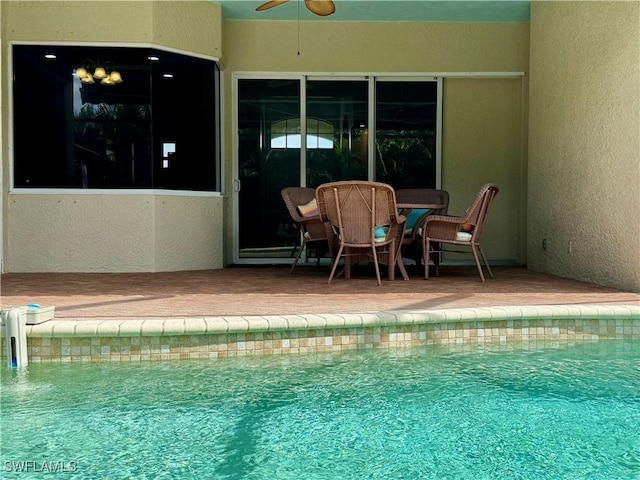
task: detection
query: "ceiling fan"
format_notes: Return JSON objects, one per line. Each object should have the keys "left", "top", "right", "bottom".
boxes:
{"left": 256, "top": 0, "right": 336, "bottom": 17}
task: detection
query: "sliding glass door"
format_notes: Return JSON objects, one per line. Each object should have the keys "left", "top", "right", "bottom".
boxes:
{"left": 237, "top": 79, "right": 300, "bottom": 258}
{"left": 235, "top": 75, "right": 440, "bottom": 263}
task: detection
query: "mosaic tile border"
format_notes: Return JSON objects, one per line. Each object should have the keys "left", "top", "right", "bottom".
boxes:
{"left": 2, "top": 304, "right": 639, "bottom": 363}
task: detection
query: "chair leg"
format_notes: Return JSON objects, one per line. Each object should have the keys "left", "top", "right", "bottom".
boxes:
{"left": 290, "top": 240, "right": 307, "bottom": 274}
{"left": 477, "top": 246, "right": 494, "bottom": 279}
{"left": 371, "top": 246, "right": 382, "bottom": 286}
{"left": 424, "top": 239, "right": 431, "bottom": 280}
{"left": 432, "top": 243, "right": 440, "bottom": 277}
{"left": 396, "top": 254, "right": 409, "bottom": 281}
{"left": 327, "top": 245, "right": 344, "bottom": 284}
{"left": 471, "top": 245, "right": 486, "bottom": 282}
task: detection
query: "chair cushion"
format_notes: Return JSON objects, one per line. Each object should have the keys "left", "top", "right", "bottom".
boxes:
{"left": 403, "top": 209, "right": 429, "bottom": 230}
{"left": 374, "top": 226, "right": 389, "bottom": 242}
{"left": 297, "top": 198, "right": 318, "bottom": 217}
{"left": 456, "top": 231, "right": 472, "bottom": 241}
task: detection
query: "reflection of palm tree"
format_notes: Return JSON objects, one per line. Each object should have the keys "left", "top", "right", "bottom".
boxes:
{"left": 76, "top": 103, "right": 149, "bottom": 121}
{"left": 375, "top": 137, "right": 388, "bottom": 176}
{"left": 376, "top": 129, "right": 434, "bottom": 187}
{"left": 77, "top": 105, "right": 149, "bottom": 148}
{"left": 74, "top": 102, "right": 150, "bottom": 185}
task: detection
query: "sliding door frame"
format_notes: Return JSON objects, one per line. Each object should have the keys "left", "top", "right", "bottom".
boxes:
{"left": 231, "top": 73, "right": 443, "bottom": 265}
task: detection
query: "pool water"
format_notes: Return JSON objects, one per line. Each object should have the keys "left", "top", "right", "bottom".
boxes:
{"left": 1, "top": 341, "right": 639, "bottom": 480}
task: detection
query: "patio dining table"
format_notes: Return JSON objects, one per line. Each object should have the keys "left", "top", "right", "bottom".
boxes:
{"left": 396, "top": 202, "right": 447, "bottom": 211}
{"left": 394, "top": 201, "right": 448, "bottom": 280}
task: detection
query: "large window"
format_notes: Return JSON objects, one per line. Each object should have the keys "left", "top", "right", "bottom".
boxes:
{"left": 12, "top": 44, "right": 220, "bottom": 191}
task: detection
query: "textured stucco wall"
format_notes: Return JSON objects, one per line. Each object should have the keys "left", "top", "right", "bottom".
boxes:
{"left": 1, "top": 1, "right": 154, "bottom": 43}
{"left": 222, "top": 21, "right": 529, "bottom": 72}
{"left": 152, "top": 1, "right": 222, "bottom": 58}
{"left": 528, "top": 1, "right": 640, "bottom": 292}
{"left": 223, "top": 20, "right": 530, "bottom": 264}
{"left": 8, "top": 195, "right": 156, "bottom": 272}
{"left": 1, "top": 1, "right": 224, "bottom": 273}
{"left": 5, "top": 194, "right": 223, "bottom": 272}
{"left": 443, "top": 77, "right": 527, "bottom": 262}
{"left": 154, "top": 195, "right": 224, "bottom": 272}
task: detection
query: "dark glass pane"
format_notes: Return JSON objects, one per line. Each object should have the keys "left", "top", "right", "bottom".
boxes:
{"left": 13, "top": 45, "right": 152, "bottom": 188}
{"left": 306, "top": 80, "right": 368, "bottom": 188}
{"left": 238, "top": 79, "right": 301, "bottom": 256}
{"left": 151, "top": 49, "right": 218, "bottom": 191}
{"left": 74, "top": 48, "right": 152, "bottom": 188}
{"left": 12, "top": 45, "right": 218, "bottom": 191}
{"left": 375, "top": 81, "right": 438, "bottom": 188}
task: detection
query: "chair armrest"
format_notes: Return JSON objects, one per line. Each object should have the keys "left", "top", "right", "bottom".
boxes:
{"left": 423, "top": 215, "right": 464, "bottom": 241}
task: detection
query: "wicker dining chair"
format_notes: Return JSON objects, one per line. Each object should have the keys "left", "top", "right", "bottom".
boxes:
{"left": 422, "top": 183, "right": 499, "bottom": 282}
{"left": 281, "top": 187, "right": 334, "bottom": 273}
{"left": 395, "top": 188, "right": 450, "bottom": 268}
{"left": 316, "top": 180, "right": 407, "bottom": 285}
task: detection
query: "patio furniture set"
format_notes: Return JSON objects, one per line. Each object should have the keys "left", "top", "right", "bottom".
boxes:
{"left": 282, "top": 182, "right": 499, "bottom": 285}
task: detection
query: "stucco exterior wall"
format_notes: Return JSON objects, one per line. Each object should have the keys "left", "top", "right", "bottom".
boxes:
{"left": 443, "top": 77, "right": 527, "bottom": 262}
{"left": 152, "top": 1, "right": 222, "bottom": 58}
{"left": 528, "top": 1, "right": 640, "bottom": 292}
{"left": 223, "top": 20, "right": 530, "bottom": 264}
{"left": 1, "top": 0, "right": 224, "bottom": 273}
{"left": 153, "top": 195, "right": 224, "bottom": 272}
{"left": 222, "top": 21, "right": 528, "bottom": 72}
{"left": 5, "top": 194, "right": 223, "bottom": 272}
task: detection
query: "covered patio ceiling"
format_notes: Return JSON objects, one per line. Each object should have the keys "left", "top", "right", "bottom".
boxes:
{"left": 215, "top": 0, "right": 531, "bottom": 23}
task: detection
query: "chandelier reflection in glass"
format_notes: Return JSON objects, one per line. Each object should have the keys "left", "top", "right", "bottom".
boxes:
{"left": 75, "top": 60, "right": 123, "bottom": 86}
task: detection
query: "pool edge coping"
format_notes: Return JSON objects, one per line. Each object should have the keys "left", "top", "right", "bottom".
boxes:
{"left": 20, "top": 303, "right": 640, "bottom": 337}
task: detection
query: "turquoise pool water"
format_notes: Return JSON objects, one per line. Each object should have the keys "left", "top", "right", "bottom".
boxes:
{"left": 1, "top": 341, "right": 639, "bottom": 479}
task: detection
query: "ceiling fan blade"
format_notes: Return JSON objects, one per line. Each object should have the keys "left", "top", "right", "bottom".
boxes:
{"left": 256, "top": 0, "right": 289, "bottom": 12}
{"left": 304, "top": 0, "right": 336, "bottom": 16}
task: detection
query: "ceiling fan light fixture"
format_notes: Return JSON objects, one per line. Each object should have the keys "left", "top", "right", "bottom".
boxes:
{"left": 304, "top": 0, "right": 335, "bottom": 16}
{"left": 255, "top": 0, "right": 335, "bottom": 16}
{"left": 256, "top": 0, "right": 289, "bottom": 11}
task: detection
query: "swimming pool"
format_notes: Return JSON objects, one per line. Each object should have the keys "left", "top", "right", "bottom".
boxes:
{"left": 2, "top": 340, "right": 639, "bottom": 479}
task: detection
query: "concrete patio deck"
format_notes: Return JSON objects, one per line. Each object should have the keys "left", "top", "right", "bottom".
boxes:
{"left": 1, "top": 265, "right": 638, "bottom": 320}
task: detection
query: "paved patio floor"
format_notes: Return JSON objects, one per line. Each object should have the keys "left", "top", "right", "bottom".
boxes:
{"left": 1, "top": 265, "right": 638, "bottom": 321}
